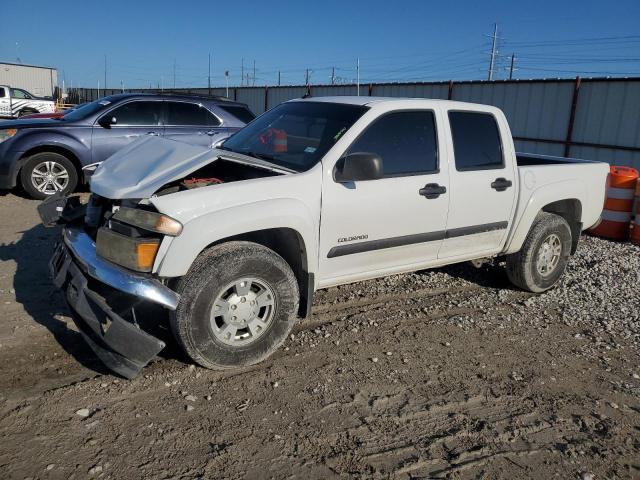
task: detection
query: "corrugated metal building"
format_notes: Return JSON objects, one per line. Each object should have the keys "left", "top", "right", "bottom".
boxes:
{"left": 0, "top": 62, "right": 58, "bottom": 97}
{"left": 68, "top": 77, "right": 640, "bottom": 169}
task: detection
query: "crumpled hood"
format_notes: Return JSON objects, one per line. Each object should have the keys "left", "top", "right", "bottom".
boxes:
{"left": 90, "top": 136, "right": 214, "bottom": 199}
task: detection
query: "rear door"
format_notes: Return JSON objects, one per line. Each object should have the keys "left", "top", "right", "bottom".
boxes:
{"left": 438, "top": 109, "right": 517, "bottom": 259}
{"left": 318, "top": 109, "right": 450, "bottom": 285}
{"left": 163, "top": 101, "right": 224, "bottom": 147}
{"left": 91, "top": 100, "right": 164, "bottom": 163}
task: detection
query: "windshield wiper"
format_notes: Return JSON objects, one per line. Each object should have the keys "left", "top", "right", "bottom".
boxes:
{"left": 218, "top": 149, "right": 297, "bottom": 174}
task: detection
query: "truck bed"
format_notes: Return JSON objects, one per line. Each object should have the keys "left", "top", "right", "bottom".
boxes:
{"left": 516, "top": 152, "right": 600, "bottom": 166}
{"left": 508, "top": 153, "right": 609, "bottom": 249}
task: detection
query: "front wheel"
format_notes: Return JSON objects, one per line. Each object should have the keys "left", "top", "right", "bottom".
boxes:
{"left": 20, "top": 152, "right": 78, "bottom": 199}
{"left": 506, "top": 212, "right": 572, "bottom": 293}
{"left": 170, "top": 241, "right": 299, "bottom": 370}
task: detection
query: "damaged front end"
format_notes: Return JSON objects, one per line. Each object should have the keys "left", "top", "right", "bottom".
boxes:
{"left": 40, "top": 137, "right": 291, "bottom": 378}
{"left": 40, "top": 194, "right": 180, "bottom": 379}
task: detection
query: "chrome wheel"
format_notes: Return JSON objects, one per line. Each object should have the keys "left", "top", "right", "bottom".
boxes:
{"left": 31, "top": 161, "right": 70, "bottom": 195}
{"left": 536, "top": 233, "right": 562, "bottom": 276}
{"left": 210, "top": 277, "right": 275, "bottom": 346}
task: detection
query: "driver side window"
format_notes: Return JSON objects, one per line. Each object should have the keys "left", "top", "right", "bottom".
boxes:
{"left": 347, "top": 110, "right": 438, "bottom": 177}
{"left": 11, "top": 89, "right": 30, "bottom": 99}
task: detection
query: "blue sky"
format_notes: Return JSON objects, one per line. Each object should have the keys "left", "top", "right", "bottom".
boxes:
{"left": 1, "top": 0, "right": 639, "bottom": 88}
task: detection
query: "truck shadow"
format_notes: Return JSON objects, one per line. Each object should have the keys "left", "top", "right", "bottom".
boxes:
{"left": 0, "top": 223, "right": 191, "bottom": 377}
{"left": 429, "top": 261, "right": 518, "bottom": 291}
{"left": 0, "top": 223, "right": 111, "bottom": 374}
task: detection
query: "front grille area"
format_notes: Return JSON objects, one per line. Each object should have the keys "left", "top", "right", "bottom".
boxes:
{"left": 85, "top": 194, "right": 110, "bottom": 230}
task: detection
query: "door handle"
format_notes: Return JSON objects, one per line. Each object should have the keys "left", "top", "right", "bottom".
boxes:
{"left": 419, "top": 183, "right": 447, "bottom": 199}
{"left": 206, "top": 130, "right": 219, "bottom": 136}
{"left": 147, "top": 131, "right": 160, "bottom": 136}
{"left": 491, "top": 177, "right": 513, "bottom": 191}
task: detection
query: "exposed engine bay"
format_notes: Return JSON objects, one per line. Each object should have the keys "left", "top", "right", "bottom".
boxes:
{"left": 155, "top": 159, "right": 282, "bottom": 196}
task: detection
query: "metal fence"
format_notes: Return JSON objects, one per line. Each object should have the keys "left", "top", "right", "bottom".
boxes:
{"left": 66, "top": 77, "right": 640, "bottom": 169}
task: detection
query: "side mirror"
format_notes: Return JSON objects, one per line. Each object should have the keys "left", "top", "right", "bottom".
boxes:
{"left": 98, "top": 116, "right": 117, "bottom": 128}
{"left": 334, "top": 152, "right": 383, "bottom": 183}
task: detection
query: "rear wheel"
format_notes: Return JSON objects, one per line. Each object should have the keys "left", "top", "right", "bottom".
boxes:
{"left": 506, "top": 212, "right": 572, "bottom": 293}
{"left": 20, "top": 152, "right": 78, "bottom": 199}
{"left": 170, "top": 241, "right": 299, "bottom": 370}
{"left": 18, "top": 109, "right": 37, "bottom": 117}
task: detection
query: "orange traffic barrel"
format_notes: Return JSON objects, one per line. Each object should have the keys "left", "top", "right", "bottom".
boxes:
{"left": 273, "top": 129, "right": 288, "bottom": 153}
{"left": 631, "top": 179, "right": 640, "bottom": 246}
{"left": 589, "top": 165, "right": 638, "bottom": 240}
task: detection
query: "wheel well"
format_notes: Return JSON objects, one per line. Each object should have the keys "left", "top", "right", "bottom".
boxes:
{"left": 208, "top": 228, "right": 312, "bottom": 318}
{"left": 541, "top": 199, "right": 582, "bottom": 253}
{"left": 19, "top": 146, "right": 82, "bottom": 182}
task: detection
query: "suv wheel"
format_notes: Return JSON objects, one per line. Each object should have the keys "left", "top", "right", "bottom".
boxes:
{"left": 170, "top": 241, "right": 299, "bottom": 369}
{"left": 20, "top": 152, "right": 78, "bottom": 199}
{"left": 506, "top": 212, "right": 572, "bottom": 293}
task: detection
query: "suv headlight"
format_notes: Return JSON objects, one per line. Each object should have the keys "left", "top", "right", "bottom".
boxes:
{"left": 112, "top": 207, "right": 182, "bottom": 236}
{"left": 0, "top": 129, "right": 18, "bottom": 143}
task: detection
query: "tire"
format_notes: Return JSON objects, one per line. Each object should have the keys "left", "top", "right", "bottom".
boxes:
{"left": 170, "top": 241, "right": 299, "bottom": 370}
{"left": 20, "top": 152, "right": 78, "bottom": 200}
{"left": 506, "top": 212, "right": 572, "bottom": 293}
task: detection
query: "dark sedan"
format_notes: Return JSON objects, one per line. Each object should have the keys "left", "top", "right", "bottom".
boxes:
{"left": 0, "top": 93, "right": 255, "bottom": 199}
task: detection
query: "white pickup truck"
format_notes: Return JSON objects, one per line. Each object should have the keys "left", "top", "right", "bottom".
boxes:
{"left": 0, "top": 85, "right": 56, "bottom": 118}
{"left": 42, "top": 97, "right": 609, "bottom": 378}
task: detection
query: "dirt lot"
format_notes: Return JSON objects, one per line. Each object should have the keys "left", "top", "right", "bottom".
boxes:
{"left": 0, "top": 192, "right": 638, "bottom": 479}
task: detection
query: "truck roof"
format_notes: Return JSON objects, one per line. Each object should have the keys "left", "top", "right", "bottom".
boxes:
{"left": 291, "top": 95, "right": 493, "bottom": 109}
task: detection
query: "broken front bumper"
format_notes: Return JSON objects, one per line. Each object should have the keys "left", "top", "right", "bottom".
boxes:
{"left": 50, "top": 227, "right": 180, "bottom": 378}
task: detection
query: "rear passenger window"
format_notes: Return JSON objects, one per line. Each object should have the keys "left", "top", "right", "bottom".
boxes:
{"left": 449, "top": 111, "right": 503, "bottom": 170}
{"left": 167, "top": 102, "right": 220, "bottom": 126}
{"left": 109, "top": 101, "right": 162, "bottom": 126}
{"left": 217, "top": 105, "right": 256, "bottom": 124}
{"left": 347, "top": 111, "right": 438, "bottom": 176}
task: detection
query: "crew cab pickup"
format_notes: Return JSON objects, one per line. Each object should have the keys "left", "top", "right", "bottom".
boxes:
{"left": 0, "top": 85, "right": 55, "bottom": 118}
{"left": 42, "top": 97, "right": 609, "bottom": 378}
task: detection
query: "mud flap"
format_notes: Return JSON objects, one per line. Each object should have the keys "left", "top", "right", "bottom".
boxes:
{"left": 51, "top": 243, "right": 166, "bottom": 379}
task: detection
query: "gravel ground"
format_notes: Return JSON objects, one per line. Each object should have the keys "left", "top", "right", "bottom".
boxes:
{"left": 0, "top": 192, "right": 638, "bottom": 479}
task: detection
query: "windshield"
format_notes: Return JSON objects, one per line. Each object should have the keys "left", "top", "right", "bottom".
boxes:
{"left": 62, "top": 98, "right": 114, "bottom": 121}
{"left": 221, "top": 101, "right": 368, "bottom": 172}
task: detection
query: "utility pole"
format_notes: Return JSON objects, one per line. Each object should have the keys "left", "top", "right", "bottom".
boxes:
{"left": 488, "top": 23, "right": 498, "bottom": 81}
{"left": 97, "top": 80, "right": 100, "bottom": 99}
{"left": 208, "top": 53, "right": 211, "bottom": 95}
{"left": 278, "top": 70, "right": 281, "bottom": 86}
{"left": 508, "top": 53, "right": 516, "bottom": 80}
{"left": 356, "top": 58, "right": 360, "bottom": 96}
{"left": 331, "top": 67, "right": 335, "bottom": 85}
{"left": 305, "top": 68, "right": 309, "bottom": 86}
{"left": 120, "top": 79, "right": 124, "bottom": 93}
{"left": 173, "top": 58, "right": 176, "bottom": 88}
{"left": 225, "top": 70, "right": 229, "bottom": 97}
{"left": 104, "top": 54, "right": 107, "bottom": 91}
{"left": 241, "top": 58, "right": 244, "bottom": 86}
{"left": 252, "top": 60, "right": 256, "bottom": 86}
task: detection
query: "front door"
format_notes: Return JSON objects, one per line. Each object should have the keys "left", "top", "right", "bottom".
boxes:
{"left": 92, "top": 100, "right": 164, "bottom": 163}
{"left": 438, "top": 110, "right": 517, "bottom": 259}
{"left": 318, "top": 110, "right": 450, "bottom": 286}
{"left": 163, "top": 101, "right": 225, "bottom": 147}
